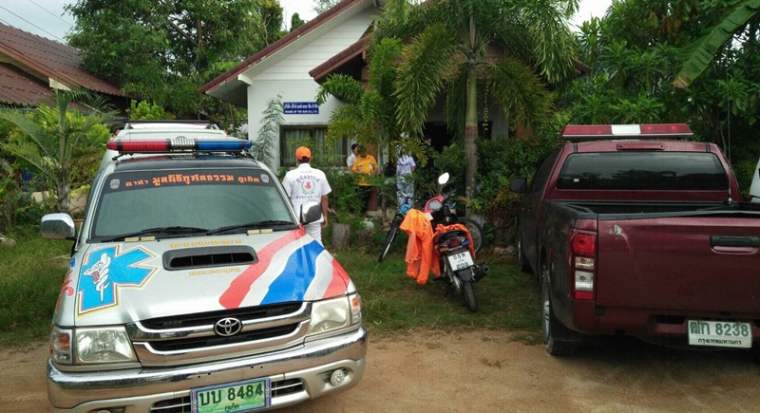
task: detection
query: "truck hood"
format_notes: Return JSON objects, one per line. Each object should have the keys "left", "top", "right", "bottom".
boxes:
{"left": 57, "top": 229, "right": 353, "bottom": 327}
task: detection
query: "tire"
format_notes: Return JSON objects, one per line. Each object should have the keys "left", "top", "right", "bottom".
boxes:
{"left": 377, "top": 214, "right": 402, "bottom": 262}
{"left": 542, "top": 265, "right": 579, "bottom": 356}
{"left": 518, "top": 239, "right": 532, "bottom": 274}
{"left": 463, "top": 281, "right": 478, "bottom": 312}
{"left": 461, "top": 218, "right": 484, "bottom": 254}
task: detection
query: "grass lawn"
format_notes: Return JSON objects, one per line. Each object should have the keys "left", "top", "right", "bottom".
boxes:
{"left": 0, "top": 228, "right": 70, "bottom": 346}
{"left": 0, "top": 230, "right": 541, "bottom": 346}
{"left": 336, "top": 250, "right": 541, "bottom": 340}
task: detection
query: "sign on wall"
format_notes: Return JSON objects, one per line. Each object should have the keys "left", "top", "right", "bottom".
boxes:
{"left": 283, "top": 102, "right": 320, "bottom": 115}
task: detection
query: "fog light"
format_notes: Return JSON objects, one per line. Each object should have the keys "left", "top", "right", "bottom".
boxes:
{"left": 329, "top": 369, "right": 347, "bottom": 386}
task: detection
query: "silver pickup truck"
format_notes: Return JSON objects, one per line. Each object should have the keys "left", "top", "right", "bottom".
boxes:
{"left": 42, "top": 122, "right": 366, "bottom": 413}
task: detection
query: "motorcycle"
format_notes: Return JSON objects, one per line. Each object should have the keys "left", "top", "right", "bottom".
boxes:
{"left": 378, "top": 173, "right": 484, "bottom": 263}
{"left": 377, "top": 172, "right": 486, "bottom": 310}
{"left": 426, "top": 173, "right": 487, "bottom": 312}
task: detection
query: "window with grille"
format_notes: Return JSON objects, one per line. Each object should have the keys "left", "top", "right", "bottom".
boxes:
{"left": 280, "top": 127, "right": 348, "bottom": 167}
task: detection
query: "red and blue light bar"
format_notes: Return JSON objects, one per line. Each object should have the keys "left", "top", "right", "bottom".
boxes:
{"left": 107, "top": 137, "right": 252, "bottom": 153}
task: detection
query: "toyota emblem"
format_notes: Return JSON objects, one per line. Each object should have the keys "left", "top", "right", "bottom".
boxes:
{"left": 214, "top": 317, "right": 242, "bottom": 337}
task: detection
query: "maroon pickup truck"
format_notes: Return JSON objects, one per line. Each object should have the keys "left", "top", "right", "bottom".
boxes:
{"left": 511, "top": 123, "right": 760, "bottom": 356}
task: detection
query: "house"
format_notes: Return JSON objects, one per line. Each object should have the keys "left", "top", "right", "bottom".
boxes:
{"left": 0, "top": 23, "right": 123, "bottom": 107}
{"left": 201, "top": 0, "right": 380, "bottom": 170}
{"left": 202, "top": 0, "right": 573, "bottom": 170}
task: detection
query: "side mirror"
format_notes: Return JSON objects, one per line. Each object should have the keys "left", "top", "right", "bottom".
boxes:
{"left": 510, "top": 177, "right": 529, "bottom": 194}
{"left": 41, "top": 213, "right": 76, "bottom": 240}
{"left": 438, "top": 172, "right": 450, "bottom": 186}
{"left": 300, "top": 202, "right": 323, "bottom": 225}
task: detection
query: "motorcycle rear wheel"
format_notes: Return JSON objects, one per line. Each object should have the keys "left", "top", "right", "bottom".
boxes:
{"left": 463, "top": 281, "right": 478, "bottom": 312}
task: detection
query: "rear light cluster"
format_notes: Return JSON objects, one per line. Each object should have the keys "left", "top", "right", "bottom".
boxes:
{"left": 570, "top": 230, "right": 597, "bottom": 300}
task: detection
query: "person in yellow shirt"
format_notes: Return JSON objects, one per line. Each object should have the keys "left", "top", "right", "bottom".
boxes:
{"left": 351, "top": 145, "right": 379, "bottom": 212}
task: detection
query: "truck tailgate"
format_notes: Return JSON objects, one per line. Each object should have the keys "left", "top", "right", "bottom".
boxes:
{"left": 596, "top": 216, "right": 760, "bottom": 314}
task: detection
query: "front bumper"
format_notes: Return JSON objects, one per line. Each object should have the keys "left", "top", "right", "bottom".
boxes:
{"left": 49, "top": 328, "right": 367, "bottom": 413}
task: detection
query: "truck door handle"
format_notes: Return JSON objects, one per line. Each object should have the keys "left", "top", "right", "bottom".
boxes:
{"left": 710, "top": 236, "right": 760, "bottom": 248}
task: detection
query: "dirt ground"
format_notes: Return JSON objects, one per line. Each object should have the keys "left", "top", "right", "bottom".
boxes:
{"left": 2, "top": 330, "right": 760, "bottom": 413}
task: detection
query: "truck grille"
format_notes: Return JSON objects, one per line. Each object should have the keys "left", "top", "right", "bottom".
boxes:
{"left": 149, "top": 323, "right": 300, "bottom": 352}
{"left": 141, "top": 302, "right": 303, "bottom": 330}
{"left": 129, "top": 302, "right": 311, "bottom": 366}
{"left": 149, "top": 379, "right": 305, "bottom": 412}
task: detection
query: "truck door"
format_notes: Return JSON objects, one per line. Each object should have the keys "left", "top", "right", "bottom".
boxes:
{"left": 521, "top": 150, "right": 560, "bottom": 270}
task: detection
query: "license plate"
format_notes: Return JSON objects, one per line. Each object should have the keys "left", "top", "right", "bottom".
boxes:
{"left": 191, "top": 378, "right": 270, "bottom": 413}
{"left": 447, "top": 251, "right": 474, "bottom": 271}
{"left": 687, "top": 320, "right": 753, "bottom": 349}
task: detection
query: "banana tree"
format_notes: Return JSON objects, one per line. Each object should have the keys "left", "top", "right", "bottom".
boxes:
{"left": 0, "top": 91, "right": 110, "bottom": 212}
{"left": 386, "top": 0, "right": 577, "bottom": 201}
{"left": 673, "top": 0, "right": 760, "bottom": 89}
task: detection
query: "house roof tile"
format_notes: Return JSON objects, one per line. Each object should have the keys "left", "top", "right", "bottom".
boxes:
{"left": 0, "top": 23, "right": 123, "bottom": 98}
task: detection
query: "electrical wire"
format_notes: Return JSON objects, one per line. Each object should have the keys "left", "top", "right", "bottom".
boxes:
{"left": 29, "top": 0, "right": 74, "bottom": 26}
{"left": 0, "top": 5, "right": 66, "bottom": 43}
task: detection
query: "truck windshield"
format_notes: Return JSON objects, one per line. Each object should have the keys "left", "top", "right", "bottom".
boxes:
{"left": 90, "top": 169, "right": 295, "bottom": 241}
{"left": 557, "top": 152, "right": 729, "bottom": 190}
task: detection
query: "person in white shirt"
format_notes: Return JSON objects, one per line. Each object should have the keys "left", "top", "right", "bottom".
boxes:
{"left": 396, "top": 152, "right": 416, "bottom": 213}
{"left": 282, "top": 146, "right": 332, "bottom": 244}
{"left": 346, "top": 143, "right": 359, "bottom": 169}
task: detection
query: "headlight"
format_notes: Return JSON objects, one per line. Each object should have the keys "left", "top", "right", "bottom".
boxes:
{"left": 50, "top": 327, "right": 73, "bottom": 364}
{"left": 75, "top": 327, "right": 136, "bottom": 364}
{"left": 308, "top": 297, "right": 350, "bottom": 335}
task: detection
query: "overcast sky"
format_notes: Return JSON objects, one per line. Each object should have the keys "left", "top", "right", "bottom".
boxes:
{"left": 0, "top": 0, "right": 612, "bottom": 43}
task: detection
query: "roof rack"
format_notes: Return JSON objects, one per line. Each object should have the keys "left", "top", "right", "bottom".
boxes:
{"left": 123, "top": 120, "right": 220, "bottom": 130}
{"left": 563, "top": 124, "right": 694, "bottom": 141}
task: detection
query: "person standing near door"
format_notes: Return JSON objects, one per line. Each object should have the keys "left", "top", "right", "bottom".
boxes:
{"left": 282, "top": 146, "right": 332, "bottom": 244}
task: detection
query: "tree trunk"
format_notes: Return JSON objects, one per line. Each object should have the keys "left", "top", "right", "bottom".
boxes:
{"left": 57, "top": 174, "right": 70, "bottom": 213}
{"left": 464, "top": 67, "right": 478, "bottom": 210}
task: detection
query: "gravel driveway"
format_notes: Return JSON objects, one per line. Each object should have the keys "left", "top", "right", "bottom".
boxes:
{"left": 3, "top": 330, "right": 759, "bottom": 413}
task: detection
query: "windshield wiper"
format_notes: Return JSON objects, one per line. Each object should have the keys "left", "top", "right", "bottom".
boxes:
{"left": 100, "top": 226, "right": 209, "bottom": 242}
{"left": 206, "top": 220, "right": 296, "bottom": 236}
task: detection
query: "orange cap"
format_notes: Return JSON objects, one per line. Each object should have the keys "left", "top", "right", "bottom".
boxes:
{"left": 295, "top": 146, "right": 312, "bottom": 161}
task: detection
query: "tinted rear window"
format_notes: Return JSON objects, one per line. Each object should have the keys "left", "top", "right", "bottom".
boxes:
{"left": 557, "top": 152, "right": 728, "bottom": 190}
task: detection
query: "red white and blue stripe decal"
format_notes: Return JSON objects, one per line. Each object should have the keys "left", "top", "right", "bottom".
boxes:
{"left": 219, "top": 230, "right": 351, "bottom": 309}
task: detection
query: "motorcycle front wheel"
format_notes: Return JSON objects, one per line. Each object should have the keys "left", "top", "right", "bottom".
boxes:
{"left": 460, "top": 218, "right": 484, "bottom": 254}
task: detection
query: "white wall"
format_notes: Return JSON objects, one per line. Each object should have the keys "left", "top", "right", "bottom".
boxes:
{"left": 245, "top": 7, "right": 378, "bottom": 171}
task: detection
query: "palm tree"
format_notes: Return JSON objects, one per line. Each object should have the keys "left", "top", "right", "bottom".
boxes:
{"left": 383, "top": 0, "right": 578, "bottom": 201}
{"left": 0, "top": 91, "right": 110, "bottom": 212}
{"left": 673, "top": 0, "right": 759, "bottom": 89}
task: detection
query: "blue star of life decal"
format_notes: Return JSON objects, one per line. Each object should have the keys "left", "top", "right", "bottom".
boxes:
{"left": 77, "top": 245, "right": 157, "bottom": 315}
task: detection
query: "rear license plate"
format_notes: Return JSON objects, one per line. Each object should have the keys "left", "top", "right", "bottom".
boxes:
{"left": 191, "top": 378, "right": 270, "bottom": 413}
{"left": 447, "top": 251, "right": 474, "bottom": 271}
{"left": 687, "top": 320, "right": 752, "bottom": 349}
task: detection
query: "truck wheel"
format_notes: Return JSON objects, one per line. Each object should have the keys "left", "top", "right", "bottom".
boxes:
{"left": 518, "top": 239, "right": 532, "bottom": 274}
{"left": 463, "top": 281, "right": 478, "bottom": 312}
{"left": 542, "top": 269, "right": 579, "bottom": 357}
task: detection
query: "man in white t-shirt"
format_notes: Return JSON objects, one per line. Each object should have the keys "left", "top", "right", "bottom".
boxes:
{"left": 282, "top": 146, "right": 332, "bottom": 244}
{"left": 346, "top": 143, "right": 359, "bottom": 169}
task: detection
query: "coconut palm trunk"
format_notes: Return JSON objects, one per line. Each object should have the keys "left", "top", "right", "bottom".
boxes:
{"left": 464, "top": 67, "right": 478, "bottom": 202}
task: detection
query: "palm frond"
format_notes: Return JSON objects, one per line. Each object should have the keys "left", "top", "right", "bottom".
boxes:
{"left": 316, "top": 74, "right": 364, "bottom": 105}
{"left": 673, "top": 0, "right": 760, "bottom": 89}
{"left": 0, "top": 109, "right": 54, "bottom": 159}
{"left": 489, "top": 58, "right": 554, "bottom": 129}
{"left": 394, "top": 23, "right": 459, "bottom": 136}
{"left": 510, "top": 0, "right": 578, "bottom": 84}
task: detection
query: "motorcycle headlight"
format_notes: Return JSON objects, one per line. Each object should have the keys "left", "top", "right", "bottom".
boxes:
{"left": 75, "top": 327, "right": 136, "bottom": 364}
{"left": 308, "top": 297, "right": 351, "bottom": 336}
